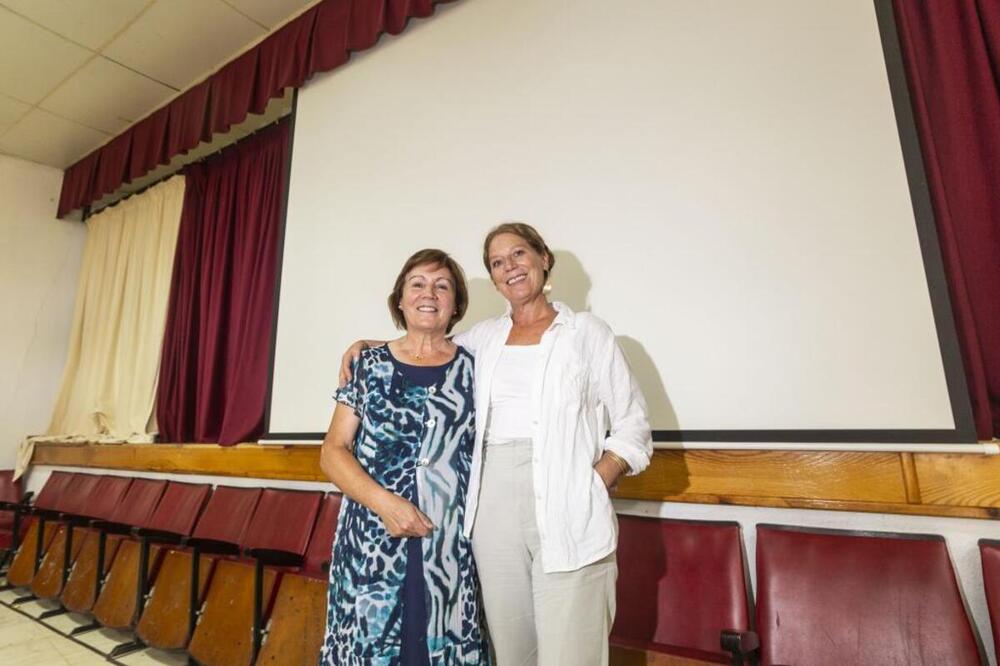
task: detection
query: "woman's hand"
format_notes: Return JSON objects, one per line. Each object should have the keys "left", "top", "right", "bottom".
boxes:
{"left": 374, "top": 493, "right": 435, "bottom": 538}
{"left": 594, "top": 453, "right": 626, "bottom": 491}
{"left": 339, "top": 339, "right": 378, "bottom": 386}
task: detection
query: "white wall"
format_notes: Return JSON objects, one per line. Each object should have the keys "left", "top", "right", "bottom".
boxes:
{"left": 616, "top": 499, "right": 1000, "bottom": 665}
{"left": 0, "top": 155, "right": 85, "bottom": 469}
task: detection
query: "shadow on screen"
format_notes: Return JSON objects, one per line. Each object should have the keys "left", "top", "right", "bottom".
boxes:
{"left": 462, "top": 249, "right": 688, "bottom": 495}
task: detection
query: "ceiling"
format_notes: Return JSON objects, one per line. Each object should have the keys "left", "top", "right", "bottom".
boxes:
{"left": 0, "top": 0, "right": 317, "bottom": 175}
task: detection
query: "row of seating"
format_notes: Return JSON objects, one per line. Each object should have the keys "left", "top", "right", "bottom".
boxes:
{"left": 3, "top": 471, "right": 997, "bottom": 665}
{"left": 612, "top": 515, "right": 1000, "bottom": 665}
{"left": 0, "top": 470, "right": 341, "bottom": 666}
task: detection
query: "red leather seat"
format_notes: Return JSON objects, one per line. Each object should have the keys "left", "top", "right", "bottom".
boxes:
{"left": 32, "top": 475, "right": 132, "bottom": 600}
{"left": 255, "top": 493, "right": 343, "bottom": 666}
{"left": 62, "top": 478, "right": 167, "bottom": 615}
{"left": 96, "top": 481, "right": 211, "bottom": 641}
{"left": 981, "top": 538, "right": 1000, "bottom": 664}
{"left": 5, "top": 471, "right": 76, "bottom": 586}
{"left": 188, "top": 488, "right": 323, "bottom": 666}
{"left": 301, "top": 493, "right": 342, "bottom": 579}
{"left": 0, "top": 469, "right": 26, "bottom": 552}
{"left": 756, "top": 524, "right": 982, "bottom": 666}
{"left": 612, "top": 515, "right": 752, "bottom": 664}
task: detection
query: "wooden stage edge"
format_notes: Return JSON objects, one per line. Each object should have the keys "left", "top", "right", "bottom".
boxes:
{"left": 30, "top": 442, "right": 1000, "bottom": 521}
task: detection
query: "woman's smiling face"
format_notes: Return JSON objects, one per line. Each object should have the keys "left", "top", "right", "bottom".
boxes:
{"left": 487, "top": 232, "right": 550, "bottom": 306}
{"left": 399, "top": 262, "right": 457, "bottom": 334}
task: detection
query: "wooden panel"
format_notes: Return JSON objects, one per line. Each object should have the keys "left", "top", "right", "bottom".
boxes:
{"left": 6, "top": 520, "right": 56, "bottom": 587}
{"left": 31, "top": 524, "right": 86, "bottom": 599}
{"left": 188, "top": 559, "right": 277, "bottom": 666}
{"left": 93, "top": 540, "right": 162, "bottom": 629}
{"left": 30, "top": 442, "right": 1000, "bottom": 521}
{"left": 136, "top": 549, "right": 214, "bottom": 650}
{"left": 62, "top": 532, "right": 123, "bottom": 613}
{"left": 33, "top": 442, "right": 325, "bottom": 481}
{"left": 256, "top": 574, "right": 327, "bottom": 666}
{"left": 620, "top": 451, "right": 908, "bottom": 503}
{"left": 913, "top": 453, "right": 1000, "bottom": 509}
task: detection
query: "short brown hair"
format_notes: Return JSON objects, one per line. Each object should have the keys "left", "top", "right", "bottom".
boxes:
{"left": 482, "top": 222, "right": 555, "bottom": 279}
{"left": 388, "top": 249, "right": 469, "bottom": 333}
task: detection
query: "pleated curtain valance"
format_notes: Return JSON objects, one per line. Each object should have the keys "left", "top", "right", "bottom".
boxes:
{"left": 57, "top": 0, "right": 452, "bottom": 218}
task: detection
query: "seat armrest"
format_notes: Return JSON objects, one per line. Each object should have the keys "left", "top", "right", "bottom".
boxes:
{"left": 721, "top": 629, "right": 760, "bottom": 665}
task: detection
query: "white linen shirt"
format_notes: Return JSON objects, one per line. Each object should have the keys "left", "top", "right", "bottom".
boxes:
{"left": 455, "top": 301, "right": 653, "bottom": 573}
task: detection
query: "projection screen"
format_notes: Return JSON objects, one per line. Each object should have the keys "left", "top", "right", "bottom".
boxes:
{"left": 266, "top": 0, "right": 972, "bottom": 443}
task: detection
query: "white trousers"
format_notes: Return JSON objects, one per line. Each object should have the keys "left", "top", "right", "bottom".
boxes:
{"left": 472, "top": 439, "right": 617, "bottom": 666}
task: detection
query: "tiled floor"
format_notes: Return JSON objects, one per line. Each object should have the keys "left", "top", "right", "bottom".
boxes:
{"left": 0, "top": 585, "right": 186, "bottom": 665}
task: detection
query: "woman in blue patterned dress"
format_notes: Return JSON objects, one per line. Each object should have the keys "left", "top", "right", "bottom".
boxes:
{"left": 319, "top": 248, "right": 489, "bottom": 665}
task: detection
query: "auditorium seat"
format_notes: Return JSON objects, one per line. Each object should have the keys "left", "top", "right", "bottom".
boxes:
{"left": 61, "top": 477, "right": 167, "bottom": 618}
{"left": 5, "top": 471, "right": 74, "bottom": 587}
{"left": 188, "top": 487, "right": 323, "bottom": 666}
{"left": 753, "top": 524, "right": 982, "bottom": 665}
{"left": 0, "top": 469, "right": 29, "bottom": 565}
{"left": 610, "top": 515, "right": 753, "bottom": 665}
{"left": 981, "top": 538, "right": 1000, "bottom": 664}
{"left": 31, "top": 475, "right": 131, "bottom": 604}
{"left": 9, "top": 473, "right": 99, "bottom": 596}
{"left": 129, "top": 484, "right": 260, "bottom": 656}
{"left": 256, "top": 492, "right": 342, "bottom": 665}
{"left": 96, "top": 480, "right": 210, "bottom": 651}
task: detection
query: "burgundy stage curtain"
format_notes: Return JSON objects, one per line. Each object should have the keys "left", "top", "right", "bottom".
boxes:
{"left": 156, "top": 120, "right": 290, "bottom": 445}
{"left": 894, "top": 1, "right": 1000, "bottom": 439}
{"left": 57, "top": 0, "right": 447, "bottom": 217}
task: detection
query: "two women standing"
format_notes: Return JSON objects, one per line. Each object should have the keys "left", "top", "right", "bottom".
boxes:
{"left": 320, "top": 223, "right": 652, "bottom": 665}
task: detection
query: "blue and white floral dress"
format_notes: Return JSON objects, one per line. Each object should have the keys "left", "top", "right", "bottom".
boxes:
{"left": 321, "top": 345, "right": 490, "bottom": 665}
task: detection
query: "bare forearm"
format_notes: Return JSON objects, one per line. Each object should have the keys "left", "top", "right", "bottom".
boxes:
{"left": 320, "top": 444, "right": 393, "bottom": 513}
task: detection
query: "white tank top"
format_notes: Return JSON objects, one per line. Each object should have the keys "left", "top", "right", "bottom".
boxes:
{"left": 486, "top": 344, "right": 541, "bottom": 440}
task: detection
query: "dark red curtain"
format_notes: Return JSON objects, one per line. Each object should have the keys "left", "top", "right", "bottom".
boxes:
{"left": 894, "top": 1, "right": 1000, "bottom": 439}
{"left": 58, "top": 0, "right": 449, "bottom": 217}
{"left": 157, "top": 119, "right": 290, "bottom": 445}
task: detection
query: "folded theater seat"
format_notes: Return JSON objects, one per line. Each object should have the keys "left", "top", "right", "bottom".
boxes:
{"left": 729, "top": 524, "right": 984, "bottom": 666}
{"left": 187, "top": 487, "right": 324, "bottom": 666}
{"left": 256, "top": 492, "right": 342, "bottom": 666}
{"left": 30, "top": 475, "right": 132, "bottom": 613}
{"left": 611, "top": 515, "right": 755, "bottom": 666}
{"left": 0, "top": 469, "right": 30, "bottom": 570}
{"left": 5, "top": 471, "right": 75, "bottom": 589}
{"left": 112, "top": 484, "right": 262, "bottom": 658}
{"left": 9, "top": 473, "right": 104, "bottom": 604}
{"left": 97, "top": 480, "right": 212, "bottom": 656}
{"left": 61, "top": 478, "right": 168, "bottom": 630}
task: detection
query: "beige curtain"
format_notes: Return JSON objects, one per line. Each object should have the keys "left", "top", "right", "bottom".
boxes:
{"left": 45, "top": 175, "right": 185, "bottom": 442}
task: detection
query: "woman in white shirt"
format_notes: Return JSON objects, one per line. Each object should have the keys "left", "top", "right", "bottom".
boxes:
{"left": 342, "top": 222, "right": 652, "bottom": 665}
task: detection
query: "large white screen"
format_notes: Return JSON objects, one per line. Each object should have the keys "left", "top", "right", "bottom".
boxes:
{"left": 269, "top": 0, "right": 954, "bottom": 436}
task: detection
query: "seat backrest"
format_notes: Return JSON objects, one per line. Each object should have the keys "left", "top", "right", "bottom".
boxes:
{"left": 54, "top": 473, "right": 103, "bottom": 516}
{"left": 303, "top": 494, "right": 343, "bottom": 577}
{"left": 241, "top": 488, "right": 322, "bottom": 555}
{"left": 612, "top": 515, "right": 751, "bottom": 661}
{"left": 34, "top": 471, "right": 75, "bottom": 511}
{"left": 756, "top": 524, "right": 982, "bottom": 666}
{"left": 190, "top": 486, "right": 262, "bottom": 546}
{"left": 86, "top": 475, "right": 133, "bottom": 521}
{"left": 0, "top": 470, "right": 22, "bottom": 504}
{"left": 141, "top": 481, "right": 212, "bottom": 535}
{"left": 108, "top": 478, "right": 168, "bottom": 527}
{"left": 981, "top": 539, "right": 1000, "bottom": 664}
